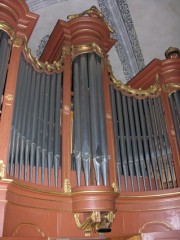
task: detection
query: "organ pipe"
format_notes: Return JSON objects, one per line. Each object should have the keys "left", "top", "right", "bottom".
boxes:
{"left": 110, "top": 85, "right": 177, "bottom": 191}
{"left": 72, "top": 53, "right": 109, "bottom": 186}
{"left": 73, "top": 57, "right": 82, "bottom": 186}
{"left": 8, "top": 53, "right": 62, "bottom": 187}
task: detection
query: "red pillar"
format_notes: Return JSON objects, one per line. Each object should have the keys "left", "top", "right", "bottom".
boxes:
{"left": 61, "top": 49, "right": 72, "bottom": 189}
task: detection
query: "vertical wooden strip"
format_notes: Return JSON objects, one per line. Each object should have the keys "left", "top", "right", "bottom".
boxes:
{"left": 61, "top": 51, "right": 72, "bottom": 188}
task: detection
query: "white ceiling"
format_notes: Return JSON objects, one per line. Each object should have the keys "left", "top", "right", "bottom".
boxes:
{"left": 26, "top": 0, "right": 180, "bottom": 83}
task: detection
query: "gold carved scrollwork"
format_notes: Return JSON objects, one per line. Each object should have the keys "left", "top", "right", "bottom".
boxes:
{"left": 67, "top": 6, "right": 113, "bottom": 33}
{"left": 0, "top": 160, "right": 5, "bottom": 179}
{"left": 23, "top": 44, "right": 67, "bottom": 72}
{"left": 163, "top": 83, "right": 180, "bottom": 93}
{"left": 64, "top": 179, "right": 71, "bottom": 193}
{"left": 74, "top": 211, "right": 115, "bottom": 237}
{"left": 108, "top": 57, "right": 162, "bottom": 98}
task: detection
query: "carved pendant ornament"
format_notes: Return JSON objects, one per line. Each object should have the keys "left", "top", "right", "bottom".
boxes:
{"left": 74, "top": 211, "right": 115, "bottom": 236}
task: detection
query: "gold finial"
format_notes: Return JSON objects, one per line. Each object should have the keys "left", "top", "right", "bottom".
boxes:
{"left": 0, "top": 160, "right": 5, "bottom": 179}
{"left": 67, "top": 6, "right": 113, "bottom": 33}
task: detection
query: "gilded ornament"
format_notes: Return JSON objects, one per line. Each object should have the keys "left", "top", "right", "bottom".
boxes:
{"left": 112, "top": 182, "right": 119, "bottom": 192}
{"left": 0, "top": 160, "right": 5, "bottom": 179}
{"left": 108, "top": 59, "right": 161, "bottom": 98}
{"left": 71, "top": 43, "right": 104, "bottom": 59}
{"left": 13, "top": 36, "right": 24, "bottom": 47}
{"left": 64, "top": 105, "right": 70, "bottom": 111}
{"left": 164, "top": 83, "right": 180, "bottom": 93}
{"left": 106, "top": 113, "right": 112, "bottom": 119}
{"left": 5, "top": 94, "right": 13, "bottom": 101}
{"left": 23, "top": 43, "right": 65, "bottom": 72}
{"left": 74, "top": 211, "right": 115, "bottom": 236}
{"left": 171, "top": 130, "right": 175, "bottom": 136}
{"left": 67, "top": 6, "right": 113, "bottom": 33}
{"left": 0, "top": 21, "right": 15, "bottom": 40}
{"left": 64, "top": 178, "right": 71, "bottom": 193}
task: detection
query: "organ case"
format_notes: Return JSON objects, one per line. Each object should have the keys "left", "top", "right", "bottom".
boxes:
{"left": 0, "top": 2, "right": 179, "bottom": 239}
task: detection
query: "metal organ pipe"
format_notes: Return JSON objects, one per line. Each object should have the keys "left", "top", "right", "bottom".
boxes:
{"left": 115, "top": 91, "right": 128, "bottom": 190}
{"left": 73, "top": 57, "right": 82, "bottom": 186}
{"left": 42, "top": 74, "right": 51, "bottom": 185}
{"left": 88, "top": 53, "right": 102, "bottom": 185}
{"left": 122, "top": 95, "right": 135, "bottom": 191}
{"left": 54, "top": 74, "right": 62, "bottom": 187}
{"left": 110, "top": 80, "right": 176, "bottom": 191}
{"left": 15, "top": 59, "right": 30, "bottom": 178}
{"left": 132, "top": 98, "right": 146, "bottom": 190}
{"left": 72, "top": 53, "right": 109, "bottom": 186}
{"left": 19, "top": 64, "right": 32, "bottom": 179}
{"left": 26, "top": 69, "right": 36, "bottom": 181}
{"left": 36, "top": 72, "right": 46, "bottom": 184}
{"left": 30, "top": 72, "right": 40, "bottom": 183}
{"left": 138, "top": 99, "right": 153, "bottom": 190}
{"left": 96, "top": 55, "right": 109, "bottom": 186}
{"left": 127, "top": 97, "right": 141, "bottom": 191}
{"left": 157, "top": 97, "right": 176, "bottom": 188}
{"left": 148, "top": 98, "right": 165, "bottom": 189}
{"left": 142, "top": 99, "right": 159, "bottom": 189}
{"left": 80, "top": 55, "right": 91, "bottom": 186}
{"left": 8, "top": 53, "right": 62, "bottom": 187}
{"left": 47, "top": 73, "right": 56, "bottom": 186}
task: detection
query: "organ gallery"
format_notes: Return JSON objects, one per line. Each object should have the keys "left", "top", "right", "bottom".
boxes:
{"left": 0, "top": 1, "right": 180, "bottom": 239}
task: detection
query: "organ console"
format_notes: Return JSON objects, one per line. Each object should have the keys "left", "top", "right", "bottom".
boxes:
{"left": 0, "top": 1, "right": 179, "bottom": 239}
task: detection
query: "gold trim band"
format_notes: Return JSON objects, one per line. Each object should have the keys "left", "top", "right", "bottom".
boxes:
{"left": 0, "top": 21, "right": 15, "bottom": 39}
{"left": 23, "top": 43, "right": 66, "bottom": 72}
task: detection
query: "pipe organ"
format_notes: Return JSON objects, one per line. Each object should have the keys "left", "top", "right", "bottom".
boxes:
{"left": 0, "top": 1, "right": 180, "bottom": 239}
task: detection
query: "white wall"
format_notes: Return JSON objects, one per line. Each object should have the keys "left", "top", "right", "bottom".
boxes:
{"left": 127, "top": 0, "right": 180, "bottom": 64}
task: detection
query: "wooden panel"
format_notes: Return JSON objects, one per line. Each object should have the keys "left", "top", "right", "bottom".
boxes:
{"left": 141, "top": 230, "right": 180, "bottom": 240}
